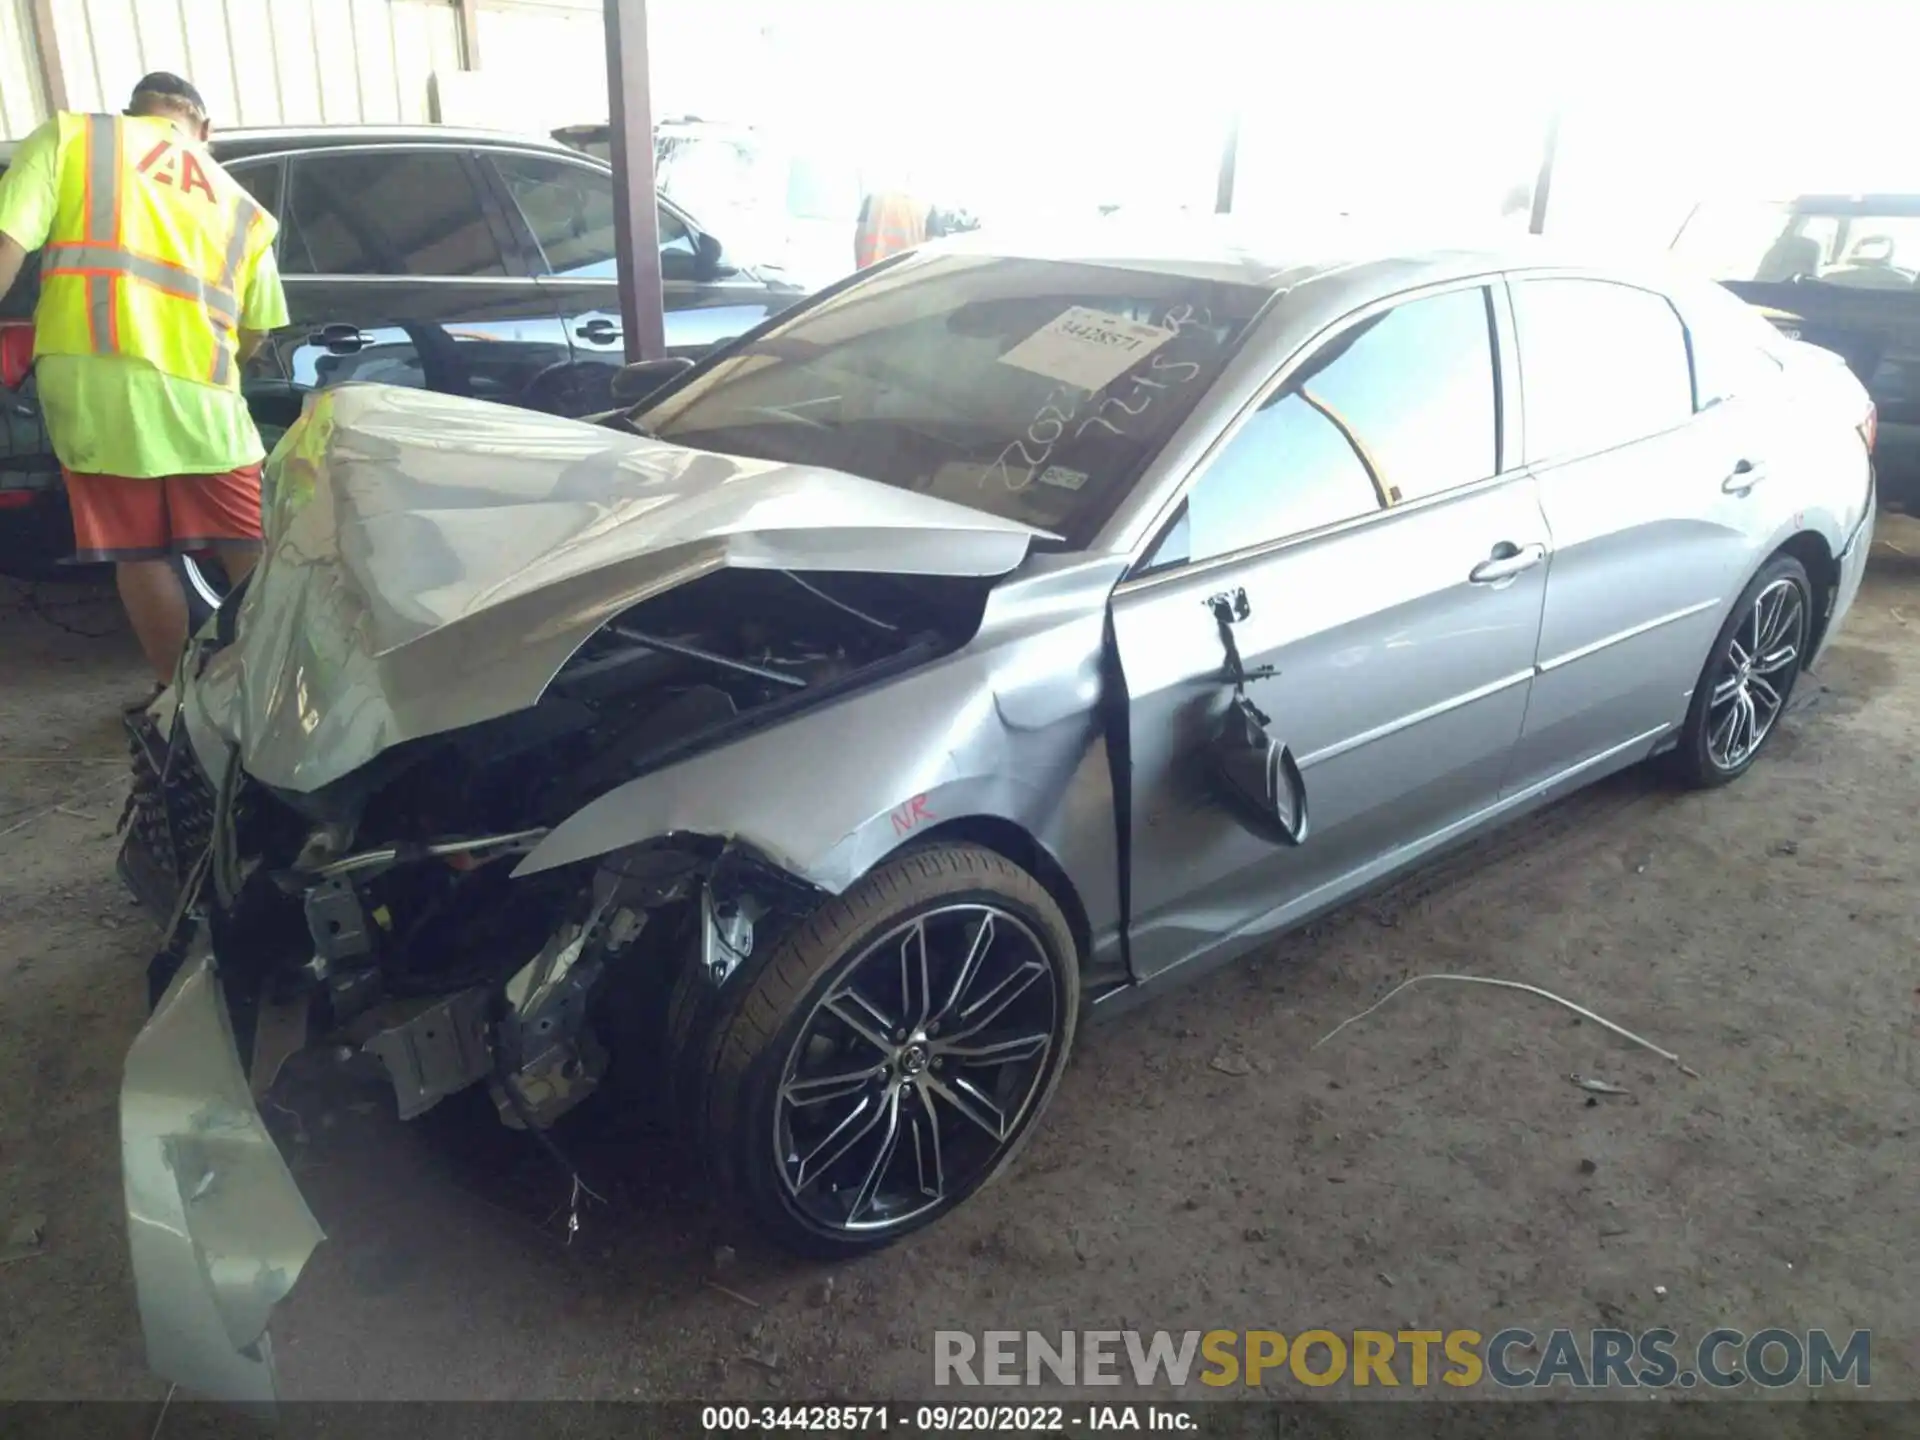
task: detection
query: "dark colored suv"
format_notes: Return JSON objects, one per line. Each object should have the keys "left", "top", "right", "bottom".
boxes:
{"left": 0, "top": 124, "right": 805, "bottom": 592}
{"left": 1671, "top": 194, "right": 1920, "bottom": 477}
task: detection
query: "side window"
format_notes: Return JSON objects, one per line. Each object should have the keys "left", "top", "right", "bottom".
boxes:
{"left": 225, "top": 159, "right": 283, "bottom": 222}
{"left": 1683, "top": 283, "right": 1786, "bottom": 408}
{"left": 492, "top": 154, "right": 618, "bottom": 278}
{"left": 1512, "top": 279, "right": 1693, "bottom": 461}
{"left": 280, "top": 150, "right": 507, "bottom": 277}
{"left": 1144, "top": 287, "right": 1498, "bottom": 570}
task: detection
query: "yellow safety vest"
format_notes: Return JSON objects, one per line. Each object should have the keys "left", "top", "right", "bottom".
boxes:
{"left": 34, "top": 112, "right": 275, "bottom": 390}
{"left": 854, "top": 193, "right": 928, "bottom": 270}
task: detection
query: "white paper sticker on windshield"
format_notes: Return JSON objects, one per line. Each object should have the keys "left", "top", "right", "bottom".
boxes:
{"left": 997, "top": 306, "right": 1173, "bottom": 392}
{"left": 1037, "top": 465, "right": 1089, "bottom": 491}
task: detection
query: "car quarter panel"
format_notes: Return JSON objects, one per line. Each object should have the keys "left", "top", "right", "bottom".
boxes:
{"left": 1503, "top": 272, "right": 1865, "bottom": 792}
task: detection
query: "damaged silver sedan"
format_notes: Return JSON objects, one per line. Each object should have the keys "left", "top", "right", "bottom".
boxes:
{"left": 116, "top": 230, "right": 1877, "bottom": 1400}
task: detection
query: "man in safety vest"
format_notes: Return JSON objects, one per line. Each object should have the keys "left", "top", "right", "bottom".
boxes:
{"left": 854, "top": 190, "right": 931, "bottom": 270}
{"left": 0, "top": 72, "right": 287, "bottom": 691}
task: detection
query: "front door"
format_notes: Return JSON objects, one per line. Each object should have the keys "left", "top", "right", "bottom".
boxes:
{"left": 1114, "top": 283, "right": 1548, "bottom": 981}
{"left": 270, "top": 146, "right": 573, "bottom": 414}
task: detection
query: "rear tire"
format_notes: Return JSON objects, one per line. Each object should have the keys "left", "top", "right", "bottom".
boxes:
{"left": 697, "top": 844, "right": 1080, "bottom": 1257}
{"left": 1669, "top": 554, "right": 1811, "bottom": 789}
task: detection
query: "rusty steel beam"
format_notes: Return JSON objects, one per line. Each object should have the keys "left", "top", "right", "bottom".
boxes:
{"left": 28, "top": 0, "right": 68, "bottom": 112}
{"left": 1215, "top": 111, "right": 1239, "bottom": 215}
{"left": 603, "top": 0, "right": 666, "bottom": 362}
{"left": 1529, "top": 111, "right": 1561, "bottom": 236}
{"left": 455, "top": 0, "right": 482, "bottom": 70}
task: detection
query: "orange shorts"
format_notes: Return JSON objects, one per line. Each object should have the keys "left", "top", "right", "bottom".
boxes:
{"left": 63, "top": 464, "right": 263, "bottom": 563}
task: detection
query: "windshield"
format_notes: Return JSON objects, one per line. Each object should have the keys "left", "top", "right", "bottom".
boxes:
{"left": 635, "top": 253, "right": 1270, "bottom": 545}
{"left": 1674, "top": 200, "right": 1920, "bottom": 290}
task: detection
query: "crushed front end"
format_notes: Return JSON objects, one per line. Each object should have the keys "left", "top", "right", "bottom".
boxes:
{"left": 111, "top": 383, "right": 1029, "bottom": 1400}
{"left": 114, "top": 626, "right": 836, "bottom": 1402}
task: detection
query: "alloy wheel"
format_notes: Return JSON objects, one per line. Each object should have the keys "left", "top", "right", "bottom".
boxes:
{"left": 773, "top": 903, "right": 1061, "bottom": 1236}
{"left": 179, "top": 555, "right": 227, "bottom": 616}
{"left": 1706, "top": 576, "right": 1806, "bottom": 772}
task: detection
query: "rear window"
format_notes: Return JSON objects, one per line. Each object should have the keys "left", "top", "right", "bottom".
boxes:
{"left": 637, "top": 253, "right": 1270, "bottom": 545}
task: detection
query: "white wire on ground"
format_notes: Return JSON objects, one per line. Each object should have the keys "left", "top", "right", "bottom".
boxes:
{"left": 1311, "top": 973, "right": 1701, "bottom": 1078}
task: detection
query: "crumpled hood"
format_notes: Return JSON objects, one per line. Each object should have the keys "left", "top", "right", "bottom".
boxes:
{"left": 187, "top": 383, "right": 1044, "bottom": 794}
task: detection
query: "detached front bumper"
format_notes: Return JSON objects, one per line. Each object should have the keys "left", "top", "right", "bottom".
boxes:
{"left": 121, "top": 934, "right": 323, "bottom": 1406}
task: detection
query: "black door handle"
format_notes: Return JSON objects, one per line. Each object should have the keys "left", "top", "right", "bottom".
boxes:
{"left": 307, "top": 324, "right": 370, "bottom": 354}
{"left": 575, "top": 318, "right": 622, "bottom": 344}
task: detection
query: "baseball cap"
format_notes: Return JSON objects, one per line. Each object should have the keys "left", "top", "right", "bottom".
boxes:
{"left": 126, "top": 72, "right": 208, "bottom": 116}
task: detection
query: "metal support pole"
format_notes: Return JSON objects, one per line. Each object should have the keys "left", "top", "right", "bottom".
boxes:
{"left": 1215, "top": 111, "right": 1240, "bottom": 215}
{"left": 28, "top": 0, "right": 68, "bottom": 112}
{"left": 455, "top": 0, "right": 483, "bottom": 70}
{"left": 604, "top": 0, "right": 666, "bottom": 362}
{"left": 1528, "top": 111, "right": 1561, "bottom": 236}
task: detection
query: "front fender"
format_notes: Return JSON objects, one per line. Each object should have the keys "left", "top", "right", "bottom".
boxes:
{"left": 514, "top": 655, "right": 1102, "bottom": 896}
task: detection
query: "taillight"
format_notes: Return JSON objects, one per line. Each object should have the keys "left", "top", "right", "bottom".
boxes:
{"left": 1860, "top": 401, "right": 1878, "bottom": 456}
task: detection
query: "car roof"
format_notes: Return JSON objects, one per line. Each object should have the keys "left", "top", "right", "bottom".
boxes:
{"left": 930, "top": 212, "right": 1673, "bottom": 295}
{"left": 208, "top": 124, "right": 593, "bottom": 164}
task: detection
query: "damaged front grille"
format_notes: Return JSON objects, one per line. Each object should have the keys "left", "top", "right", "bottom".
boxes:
{"left": 117, "top": 708, "right": 249, "bottom": 922}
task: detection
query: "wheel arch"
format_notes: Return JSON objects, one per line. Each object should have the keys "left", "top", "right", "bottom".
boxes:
{"left": 890, "top": 815, "right": 1096, "bottom": 982}
{"left": 1770, "top": 529, "right": 1838, "bottom": 658}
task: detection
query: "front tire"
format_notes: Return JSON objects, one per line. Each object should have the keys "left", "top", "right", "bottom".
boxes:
{"left": 1670, "top": 554, "right": 1811, "bottom": 789}
{"left": 700, "top": 844, "right": 1080, "bottom": 1257}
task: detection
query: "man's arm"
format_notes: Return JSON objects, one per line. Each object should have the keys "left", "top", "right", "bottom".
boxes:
{"left": 0, "top": 232, "right": 27, "bottom": 306}
{"left": 235, "top": 237, "right": 288, "bottom": 370}
{"left": 0, "top": 119, "right": 60, "bottom": 307}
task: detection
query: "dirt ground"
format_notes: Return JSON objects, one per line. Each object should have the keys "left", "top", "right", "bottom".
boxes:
{"left": 1, "top": 511, "right": 1917, "bottom": 1415}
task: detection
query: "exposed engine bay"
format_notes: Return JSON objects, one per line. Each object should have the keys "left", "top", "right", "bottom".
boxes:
{"left": 122, "top": 563, "right": 987, "bottom": 1132}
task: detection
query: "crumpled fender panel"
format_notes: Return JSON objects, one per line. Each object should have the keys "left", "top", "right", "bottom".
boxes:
{"left": 515, "top": 559, "right": 1127, "bottom": 923}
{"left": 121, "top": 939, "right": 323, "bottom": 1406}
{"left": 512, "top": 558, "right": 1134, "bottom": 990}
{"left": 202, "top": 383, "right": 1047, "bottom": 795}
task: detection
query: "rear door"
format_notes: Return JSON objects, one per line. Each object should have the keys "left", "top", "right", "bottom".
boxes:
{"left": 1112, "top": 281, "right": 1548, "bottom": 981}
{"left": 1502, "top": 275, "right": 1758, "bottom": 792}
{"left": 481, "top": 150, "right": 788, "bottom": 412}
{"left": 272, "top": 145, "right": 573, "bottom": 412}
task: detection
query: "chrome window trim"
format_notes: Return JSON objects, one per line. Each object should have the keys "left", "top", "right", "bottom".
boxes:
{"left": 281, "top": 273, "right": 539, "bottom": 286}
{"left": 243, "top": 139, "right": 716, "bottom": 274}
{"left": 1117, "top": 270, "right": 1513, "bottom": 588}
{"left": 1113, "top": 466, "right": 1522, "bottom": 599}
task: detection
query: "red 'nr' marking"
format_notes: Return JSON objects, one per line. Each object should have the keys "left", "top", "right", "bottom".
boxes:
{"left": 889, "top": 794, "right": 935, "bottom": 836}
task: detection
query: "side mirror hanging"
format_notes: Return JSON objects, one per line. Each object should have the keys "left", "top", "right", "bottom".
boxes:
{"left": 1202, "top": 589, "right": 1309, "bottom": 846}
{"left": 1210, "top": 693, "right": 1309, "bottom": 846}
